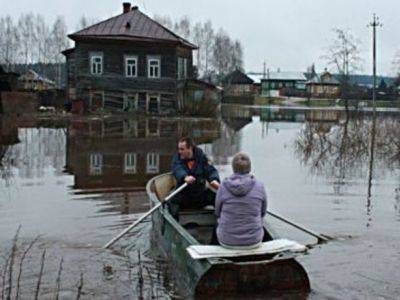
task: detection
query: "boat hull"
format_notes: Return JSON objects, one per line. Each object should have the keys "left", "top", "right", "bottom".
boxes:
{"left": 147, "top": 174, "right": 310, "bottom": 298}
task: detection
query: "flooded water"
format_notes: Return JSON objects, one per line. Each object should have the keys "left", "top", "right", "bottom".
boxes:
{"left": 0, "top": 106, "right": 400, "bottom": 299}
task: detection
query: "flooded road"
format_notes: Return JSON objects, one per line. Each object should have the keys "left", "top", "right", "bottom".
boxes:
{"left": 1, "top": 106, "right": 400, "bottom": 299}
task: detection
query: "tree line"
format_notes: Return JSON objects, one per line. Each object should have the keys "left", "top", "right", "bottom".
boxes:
{"left": 0, "top": 14, "right": 70, "bottom": 86}
{"left": 153, "top": 15, "right": 244, "bottom": 82}
{"left": 0, "top": 13, "right": 244, "bottom": 86}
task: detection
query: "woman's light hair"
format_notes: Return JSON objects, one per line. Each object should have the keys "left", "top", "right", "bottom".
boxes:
{"left": 232, "top": 152, "right": 251, "bottom": 174}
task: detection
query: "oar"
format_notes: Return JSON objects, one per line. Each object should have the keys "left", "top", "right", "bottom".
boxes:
{"left": 267, "top": 211, "right": 331, "bottom": 243}
{"left": 103, "top": 183, "right": 188, "bottom": 249}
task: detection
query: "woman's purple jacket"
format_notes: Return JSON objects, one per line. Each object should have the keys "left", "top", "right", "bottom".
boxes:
{"left": 215, "top": 173, "right": 267, "bottom": 246}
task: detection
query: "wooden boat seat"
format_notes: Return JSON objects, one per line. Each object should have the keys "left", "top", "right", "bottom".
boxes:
{"left": 187, "top": 239, "right": 307, "bottom": 260}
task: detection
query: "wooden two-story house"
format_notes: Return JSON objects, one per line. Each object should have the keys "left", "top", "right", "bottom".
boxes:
{"left": 63, "top": 2, "right": 198, "bottom": 114}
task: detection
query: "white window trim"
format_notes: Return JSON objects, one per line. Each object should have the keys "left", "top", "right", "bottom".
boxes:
{"left": 146, "top": 153, "right": 159, "bottom": 174}
{"left": 123, "top": 92, "right": 138, "bottom": 111}
{"left": 90, "top": 53, "right": 103, "bottom": 75}
{"left": 146, "top": 94, "right": 160, "bottom": 113}
{"left": 89, "top": 91, "right": 105, "bottom": 111}
{"left": 124, "top": 153, "right": 137, "bottom": 174}
{"left": 147, "top": 56, "right": 161, "bottom": 78}
{"left": 89, "top": 153, "right": 103, "bottom": 176}
{"left": 125, "top": 55, "right": 138, "bottom": 78}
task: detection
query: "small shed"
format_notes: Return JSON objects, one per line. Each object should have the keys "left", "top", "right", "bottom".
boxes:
{"left": 222, "top": 69, "right": 255, "bottom": 104}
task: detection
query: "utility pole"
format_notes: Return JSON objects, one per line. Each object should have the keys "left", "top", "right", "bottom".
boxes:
{"left": 263, "top": 61, "right": 266, "bottom": 79}
{"left": 368, "top": 14, "right": 382, "bottom": 111}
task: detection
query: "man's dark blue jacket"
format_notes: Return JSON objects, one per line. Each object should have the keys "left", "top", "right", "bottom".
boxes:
{"left": 171, "top": 147, "right": 220, "bottom": 196}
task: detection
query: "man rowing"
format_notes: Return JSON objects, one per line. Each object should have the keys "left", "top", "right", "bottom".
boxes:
{"left": 170, "top": 137, "right": 220, "bottom": 220}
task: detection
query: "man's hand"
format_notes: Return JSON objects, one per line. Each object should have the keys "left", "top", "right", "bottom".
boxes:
{"left": 184, "top": 176, "right": 196, "bottom": 184}
{"left": 210, "top": 180, "right": 220, "bottom": 190}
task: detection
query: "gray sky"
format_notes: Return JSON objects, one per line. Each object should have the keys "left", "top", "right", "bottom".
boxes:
{"left": 2, "top": 0, "right": 400, "bottom": 76}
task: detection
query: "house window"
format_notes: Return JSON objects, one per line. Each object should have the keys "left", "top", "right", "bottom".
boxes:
{"left": 90, "top": 91, "right": 104, "bottom": 111}
{"left": 124, "top": 153, "right": 137, "bottom": 174}
{"left": 146, "top": 153, "right": 159, "bottom": 174}
{"left": 146, "top": 94, "right": 160, "bottom": 113}
{"left": 123, "top": 93, "right": 138, "bottom": 111}
{"left": 89, "top": 153, "right": 103, "bottom": 175}
{"left": 90, "top": 53, "right": 103, "bottom": 75}
{"left": 177, "top": 57, "right": 188, "bottom": 79}
{"left": 123, "top": 119, "right": 138, "bottom": 137}
{"left": 148, "top": 56, "right": 160, "bottom": 78}
{"left": 125, "top": 56, "right": 138, "bottom": 77}
{"left": 146, "top": 119, "right": 160, "bottom": 137}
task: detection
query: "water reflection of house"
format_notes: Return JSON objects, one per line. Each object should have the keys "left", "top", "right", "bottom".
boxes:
{"left": 306, "top": 70, "right": 340, "bottom": 98}
{"left": 65, "top": 118, "right": 220, "bottom": 192}
{"left": 65, "top": 117, "right": 220, "bottom": 214}
{"left": 17, "top": 69, "right": 56, "bottom": 91}
{"left": 260, "top": 107, "right": 305, "bottom": 123}
{"left": 63, "top": 3, "right": 214, "bottom": 114}
{"left": 222, "top": 69, "right": 255, "bottom": 104}
{"left": 305, "top": 110, "right": 340, "bottom": 123}
{"left": 221, "top": 105, "right": 253, "bottom": 131}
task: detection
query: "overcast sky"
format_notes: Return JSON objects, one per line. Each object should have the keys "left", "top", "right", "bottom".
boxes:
{"left": 2, "top": 0, "right": 400, "bottom": 76}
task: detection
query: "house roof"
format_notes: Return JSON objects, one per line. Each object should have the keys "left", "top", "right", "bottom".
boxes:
{"left": 69, "top": 7, "right": 197, "bottom": 49}
{"left": 18, "top": 70, "right": 55, "bottom": 85}
{"left": 247, "top": 72, "right": 307, "bottom": 83}
{"left": 307, "top": 71, "right": 340, "bottom": 86}
{"left": 344, "top": 74, "right": 396, "bottom": 88}
{"left": 225, "top": 70, "right": 254, "bottom": 85}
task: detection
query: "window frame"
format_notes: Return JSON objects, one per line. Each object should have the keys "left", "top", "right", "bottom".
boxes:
{"left": 123, "top": 92, "right": 138, "bottom": 111}
{"left": 89, "top": 90, "right": 105, "bottom": 111}
{"left": 124, "top": 153, "right": 137, "bottom": 174}
{"left": 125, "top": 55, "right": 138, "bottom": 78}
{"left": 90, "top": 53, "right": 103, "bottom": 75}
{"left": 146, "top": 93, "right": 160, "bottom": 113}
{"left": 89, "top": 153, "right": 103, "bottom": 176}
{"left": 147, "top": 56, "right": 161, "bottom": 79}
{"left": 146, "top": 152, "right": 160, "bottom": 174}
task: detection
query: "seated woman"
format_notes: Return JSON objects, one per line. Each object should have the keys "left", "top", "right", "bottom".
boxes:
{"left": 215, "top": 152, "right": 267, "bottom": 249}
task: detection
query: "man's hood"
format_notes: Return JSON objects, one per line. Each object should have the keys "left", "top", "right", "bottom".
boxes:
{"left": 223, "top": 174, "right": 256, "bottom": 196}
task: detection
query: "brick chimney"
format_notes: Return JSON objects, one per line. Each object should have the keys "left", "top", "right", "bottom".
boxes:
{"left": 123, "top": 2, "right": 131, "bottom": 13}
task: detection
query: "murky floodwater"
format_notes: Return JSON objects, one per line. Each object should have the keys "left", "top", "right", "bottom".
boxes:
{"left": 1, "top": 106, "right": 400, "bottom": 299}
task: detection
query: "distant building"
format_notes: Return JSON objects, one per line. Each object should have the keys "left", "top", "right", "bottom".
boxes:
{"left": 18, "top": 69, "right": 56, "bottom": 91}
{"left": 306, "top": 70, "right": 340, "bottom": 98}
{"left": 63, "top": 2, "right": 203, "bottom": 114}
{"left": 248, "top": 71, "right": 307, "bottom": 97}
{"left": 222, "top": 69, "right": 255, "bottom": 104}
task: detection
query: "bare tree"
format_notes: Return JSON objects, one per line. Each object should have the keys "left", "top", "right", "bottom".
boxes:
{"left": 232, "top": 40, "right": 244, "bottom": 71}
{"left": 153, "top": 14, "right": 173, "bottom": 30}
{"left": 0, "top": 16, "right": 20, "bottom": 71}
{"left": 192, "top": 22, "right": 204, "bottom": 75}
{"left": 50, "top": 16, "right": 69, "bottom": 87}
{"left": 202, "top": 20, "right": 214, "bottom": 77}
{"left": 392, "top": 50, "right": 400, "bottom": 87}
{"left": 174, "top": 16, "right": 191, "bottom": 40}
{"left": 33, "top": 14, "right": 51, "bottom": 75}
{"left": 18, "top": 13, "right": 36, "bottom": 70}
{"left": 322, "top": 28, "right": 363, "bottom": 104}
{"left": 76, "top": 16, "right": 99, "bottom": 31}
